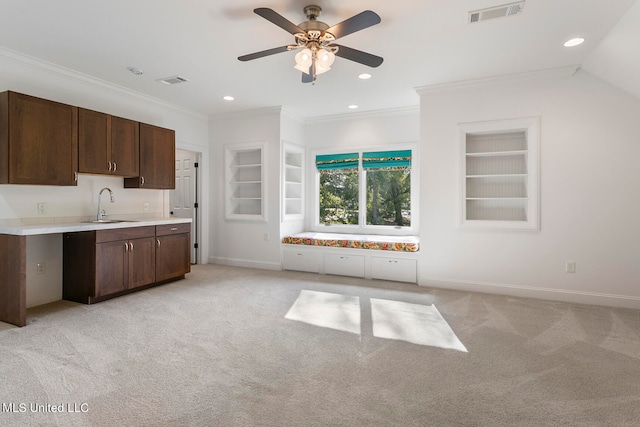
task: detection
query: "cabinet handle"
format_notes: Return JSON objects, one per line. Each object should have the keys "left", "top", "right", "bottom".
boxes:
{"left": 157, "top": 239, "right": 161, "bottom": 248}
{"left": 170, "top": 227, "right": 178, "bottom": 231}
{"left": 340, "top": 256, "right": 348, "bottom": 260}
{"left": 73, "top": 172, "right": 78, "bottom": 183}
{"left": 140, "top": 176, "right": 145, "bottom": 187}
{"left": 129, "top": 242, "right": 134, "bottom": 251}
{"left": 108, "top": 161, "right": 112, "bottom": 172}
{"left": 113, "top": 162, "right": 117, "bottom": 172}
{"left": 124, "top": 242, "right": 129, "bottom": 253}
{"left": 388, "top": 260, "right": 398, "bottom": 264}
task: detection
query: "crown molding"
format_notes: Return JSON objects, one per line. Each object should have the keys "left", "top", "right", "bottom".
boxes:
{"left": 0, "top": 46, "right": 207, "bottom": 121}
{"left": 415, "top": 65, "right": 581, "bottom": 96}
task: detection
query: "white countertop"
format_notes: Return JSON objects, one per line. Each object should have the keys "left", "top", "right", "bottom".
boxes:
{"left": 0, "top": 217, "right": 191, "bottom": 236}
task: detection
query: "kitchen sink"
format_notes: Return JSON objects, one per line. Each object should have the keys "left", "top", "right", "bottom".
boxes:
{"left": 87, "top": 219, "right": 136, "bottom": 224}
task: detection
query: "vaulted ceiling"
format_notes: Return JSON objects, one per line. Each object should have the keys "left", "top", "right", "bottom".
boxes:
{"left": 0, "top": 0, "right": 638, "bottom": 118}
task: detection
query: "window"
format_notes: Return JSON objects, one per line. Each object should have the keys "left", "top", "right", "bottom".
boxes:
{"left": 363, "top": 150, "right": 412, "bottom": 227}
{"left": 315, "top": 148, "right": 415, "bottom": 233}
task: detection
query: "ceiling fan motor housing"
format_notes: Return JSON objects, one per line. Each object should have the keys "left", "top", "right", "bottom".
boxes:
{"left": 303, "top": 5, "right": 322, "bottom": 20}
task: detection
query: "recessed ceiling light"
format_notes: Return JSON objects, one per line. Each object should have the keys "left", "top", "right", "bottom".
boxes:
{"left": 348, "top": 105, "right": 358, "bottom": 109}
{"left": 223, "top": 96, "right": 234, "bottom": 101}
{"left": 127, "top": 67, "right": 144, "bottom": 76}
{"left": 358, "top": 73, "right": 372, "bottom": 80}
{"left": 563, "top": 37, "right": 585, "bottom": 47}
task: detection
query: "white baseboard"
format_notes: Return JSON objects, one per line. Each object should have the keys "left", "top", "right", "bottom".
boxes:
{"left": 209, "top": 256, "right": 282, "bottom": 271}
{"left": 419, "top": 277, "right": 640, "bottom": 310}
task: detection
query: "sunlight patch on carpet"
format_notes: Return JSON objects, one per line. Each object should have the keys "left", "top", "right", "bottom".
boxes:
{"left": 371, "top": 299, "right": 468, "bottom": 352}
{"left": 285, "top": 290, "right": 361, "bottom": 335}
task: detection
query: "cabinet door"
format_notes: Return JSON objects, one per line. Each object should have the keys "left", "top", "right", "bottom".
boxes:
{"left": 128, "top": 236, "right": 156, "bottom": 289}
{"left": 125, "top": 123, "right": 175, "bottom": 189}
{"left": 95, "top": 240, "right": 128, "bottom": 298}
{"left": 111, "top": 116, "right": 139, "bottom": 177}
{"left": 156, "top": 233, "right": 190, "bottom": 282}
{"left": 78, "top": 108, "right": 110, "bottom": 174}
{"left": 5, "top": 92, "right": 78, "bottom": 185}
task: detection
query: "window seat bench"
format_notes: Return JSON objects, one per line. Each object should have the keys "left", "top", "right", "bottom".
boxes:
{"left": 282, "top": 232, "right": 419, "bottom": 252}
{"left": 281, "top": 232, "right": 419, "bottom": 283}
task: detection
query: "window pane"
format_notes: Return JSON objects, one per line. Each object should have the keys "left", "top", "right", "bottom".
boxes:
{"left": 319, "top": 171, "right": 359, "bottom": 225}
{"left": 366, "top": 169, "right": 411, "bottom": 226}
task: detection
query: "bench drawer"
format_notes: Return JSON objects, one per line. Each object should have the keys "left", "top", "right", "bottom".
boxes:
{"left": 325, "top": 253, "right": 365, "bottom": 278}
{"left": 371, "top": 257, "right": 417, "bottom": 283}
{"left": 282, "top": 249, "right": 320, "bottom": 273}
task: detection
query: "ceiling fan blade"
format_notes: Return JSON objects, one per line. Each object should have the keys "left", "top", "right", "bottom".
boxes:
{"left": 238, "top": 46, "right": 290, "bottom": 62}
{"left": 332, "top": 44, "right": 383, "bottom": 68}
{"left": 302, "top": 72, "right": 313, "bottom": 83}
{"left": 254, "top": 8, "right": 305, "bottom": 35}
{"left": 325, "top": 10, "right": 381, "bottom": 40}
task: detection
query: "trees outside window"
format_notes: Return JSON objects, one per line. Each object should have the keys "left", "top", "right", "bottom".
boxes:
{"left": 317, "top": 149, "right": 412, "bottom": 229}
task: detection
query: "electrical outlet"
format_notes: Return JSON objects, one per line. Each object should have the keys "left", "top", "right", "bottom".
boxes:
{"left": 264, "top": 232, "right": 269, "bottom": 241}
{"left": 566, "top": 261, "right": 576, "bottom": 273}
{"left": 37, "top": 202, "right": 47, "bottom": 215}
{"left": 143, "top": 202, "right": 150, "bottom": 211}
{"left": 36, "top": 262, "right": 46, "bottom": 275}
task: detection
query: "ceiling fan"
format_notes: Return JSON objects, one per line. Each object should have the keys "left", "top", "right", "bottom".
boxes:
{"left": 238, "top": 5, "right": 383, "bottom": 84}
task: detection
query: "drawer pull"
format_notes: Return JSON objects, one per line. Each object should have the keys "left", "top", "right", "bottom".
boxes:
{"left": 388, "top": 260, "right": 398, "bottom": 263}
{"left": 170, "top": 227, "right": 178, "bottom": 231}
{"left": 157, "top": 239, "right": 161, "bottom": 248}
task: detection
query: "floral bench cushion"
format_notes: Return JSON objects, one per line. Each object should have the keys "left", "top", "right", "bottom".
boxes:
{"left": 282, "top": 232, "right": 419, "bottom": 252}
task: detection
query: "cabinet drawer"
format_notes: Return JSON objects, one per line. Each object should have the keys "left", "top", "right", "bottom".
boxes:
{"left": 156, "top": 223, "right": 190, "bottom": 236}
{"left": 325, "top": 253, "right": 365, "bottom": 278}
{"left": 283, "top": 249, "right": 320, "bottom": 273}
{"left": 371, "top": 257, "right": 417, "bottom": 283}
{"left": 95, "top": 226, "right": 155, "bottom": 243}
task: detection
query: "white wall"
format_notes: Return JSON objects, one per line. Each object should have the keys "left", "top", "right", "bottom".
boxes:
{"left": 418, "top": 69, "right": 640, "bottom": 308}
{"left": 209, "top": 107, "right": 283, "bottom": 270}
{"left": 0, "top": 48, "right": 210, "bottom": 307}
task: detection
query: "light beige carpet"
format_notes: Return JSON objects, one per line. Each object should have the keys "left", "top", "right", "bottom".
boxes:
{"left": 1, "top": 264, "right": 640, "bottom": 426}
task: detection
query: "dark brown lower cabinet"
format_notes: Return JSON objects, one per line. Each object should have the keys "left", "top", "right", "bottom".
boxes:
{"left": 63, "top": 224, "right": 190, "bottom": 305}
{"left": 155, "top": 223, "right": 191, "bottom": 282}
{"left": 64, "top": 226, "right": 156, "bottom": 304}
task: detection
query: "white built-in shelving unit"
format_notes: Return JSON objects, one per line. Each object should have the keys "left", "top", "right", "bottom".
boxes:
{"left": 225, "top": 142, "right": 265, "bottom": 221}
{"left": 460, "top": 117, "right": 539, "bottom": 230}
{"left": 282, "top": 142, "right": 304, "bottom": 220}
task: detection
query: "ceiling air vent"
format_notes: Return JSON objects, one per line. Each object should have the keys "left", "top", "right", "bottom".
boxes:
{"left": 468, "top": 1, "right": 525, "bottom": 24}
{"left": 157, "top": 75, "right": 189, "bottom": 85}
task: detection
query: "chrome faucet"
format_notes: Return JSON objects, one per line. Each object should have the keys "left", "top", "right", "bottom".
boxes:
{"left": 97, "top": 187, "right": 115, "bottom": 221}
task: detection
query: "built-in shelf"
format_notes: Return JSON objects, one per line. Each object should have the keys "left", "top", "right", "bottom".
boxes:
{"left": 225, "top": 142, "right": 265, "bottom": 221}
{"left": 282, "top": 142, "right": 304, "bottom": 220}
{"left": 460, "top": 118, "right": 539, "bottom": 230}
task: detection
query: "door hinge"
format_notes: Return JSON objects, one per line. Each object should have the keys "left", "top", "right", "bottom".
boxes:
{"left": 194, "top": 202, "right": 199, "bottom": 208}
{"left": 194, "top": 162, "right": 199, "bottom": 168}
{"left": 194, "top": 243, "right": 199, "bottom": 249}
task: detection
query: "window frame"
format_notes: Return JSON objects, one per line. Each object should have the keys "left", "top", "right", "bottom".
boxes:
{"left": 311, "top": 144, "right": 419, "bottom": 236}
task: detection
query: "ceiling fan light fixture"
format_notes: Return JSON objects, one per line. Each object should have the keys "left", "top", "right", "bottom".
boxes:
{"left": 315, "top": 48, "right": 335, "bottom": 75}
{"left": 294, "top": 48, "right": 313, "bottom": 72}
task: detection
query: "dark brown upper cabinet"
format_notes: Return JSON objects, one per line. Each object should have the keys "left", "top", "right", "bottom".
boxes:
{"left": 78, "top": 108, "right": 139, "bottom": 177}
{"left": 124, "top": 123, "right": 175, "bottom": 189}
{"left": 0, "top": 91, "right": 78, "bottom": 186}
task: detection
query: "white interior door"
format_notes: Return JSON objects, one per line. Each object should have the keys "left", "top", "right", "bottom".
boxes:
{"left": 171, "top": 149, "right": 199, "bottom": 263}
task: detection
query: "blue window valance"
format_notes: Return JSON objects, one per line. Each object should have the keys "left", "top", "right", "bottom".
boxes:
{"left": 316, "top": 152, "right": 359, "bottom": 173}
{"left": 362, "top": 150, "right": 411, "bottom": 170}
